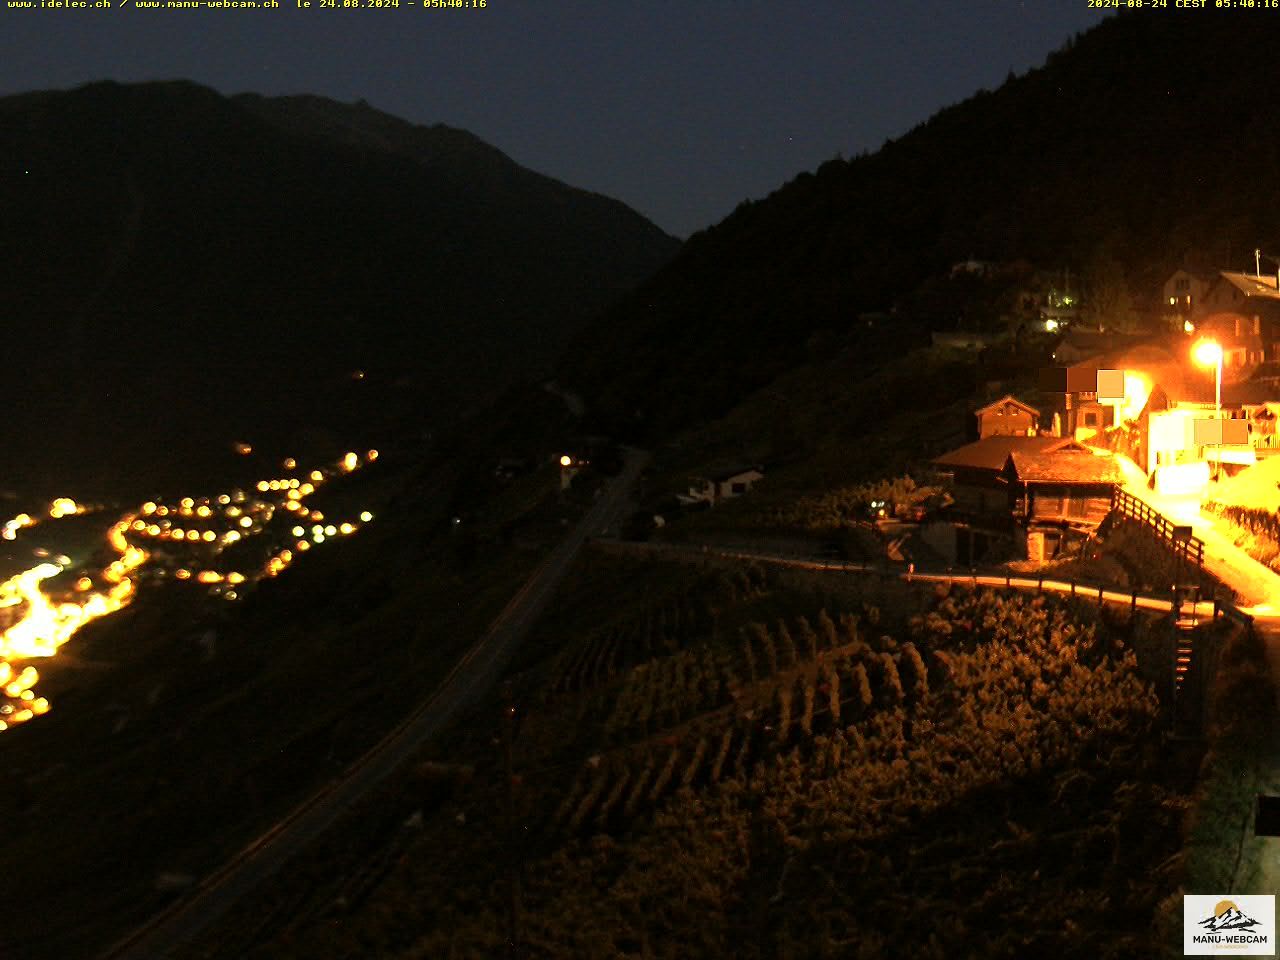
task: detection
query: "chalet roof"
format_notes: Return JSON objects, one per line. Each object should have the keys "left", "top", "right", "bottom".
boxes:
{"left": 1218, "top": 272, "right": 1280, "bottom": 300}
{"left": 1165, "top": 269, "right": 1216, "bottom": 284}
{"left": 1051, "top": 331, "right": 1151, "bottom": 366}
{"left": 933, "top": 436, "right": 1081, "bottom": 473}
{"left": 1148, "top": 376, "right": 1216, "bottom": 408}
{"left": 1068, "top": 342, "right": 1208, "bottom": 406}
{"left": 974, "top": 394, "right": 1040, "bottom": 418}
{"left": 1004, "top": 449, "right": 1123, "bottom": 485}
{"left": 697, "top": 464, "right": 764, "bottom": 483}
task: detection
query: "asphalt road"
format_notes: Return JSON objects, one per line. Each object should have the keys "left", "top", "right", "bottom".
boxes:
{"left": 101, "top": 448, "right": 649, "bottom": 960}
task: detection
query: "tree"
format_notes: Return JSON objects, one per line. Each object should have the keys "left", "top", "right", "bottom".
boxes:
{"left": 1082, "top": 251, "right": 1137, "bottom": 332}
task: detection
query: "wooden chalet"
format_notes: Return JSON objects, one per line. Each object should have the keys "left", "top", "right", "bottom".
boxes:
{"left": 678, "top": 465, "right": 764, "bottom": 507}
{"left": 974, "top": 394, "right": 1039, "bottom": 439}
{"left": 932, "top": 435, "right": 1122, "bottom": 563}
{"left": 1003, "top": 444, "right": 1122, "bottom": 561}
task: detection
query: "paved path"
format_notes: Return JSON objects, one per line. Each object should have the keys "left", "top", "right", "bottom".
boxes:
{"left": 600, "top": 539, "right": 1227, "bottom": 618}
{"left": 1113, "top": 455, "right": 1280, "bottom": 697}
{"left": 101, "top": 449, "right": 650, "bottom": 960}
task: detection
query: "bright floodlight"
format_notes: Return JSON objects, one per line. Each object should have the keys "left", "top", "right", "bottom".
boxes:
{"left": 559, "top": 455, "right": 573, "bottom": 467}
{"left": 1192, "top": 339, "right": 1222, "bottom": 367}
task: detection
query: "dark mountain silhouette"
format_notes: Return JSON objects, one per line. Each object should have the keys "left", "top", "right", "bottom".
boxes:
{"left": 0, "top": 80, "right": 677, "bottom": 496}
{"left": 560, "top": 12, "right": 1280, "bottom": 437}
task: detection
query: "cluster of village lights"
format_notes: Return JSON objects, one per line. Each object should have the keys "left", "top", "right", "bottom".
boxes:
{"left": 0, "top": 449, "right": 380, "bottom": 731}
{"left": 123, "top": 447, "right": 377, "bottom": 594}
{"left": 2, "top": 497, "right": 90, "bottom": 541}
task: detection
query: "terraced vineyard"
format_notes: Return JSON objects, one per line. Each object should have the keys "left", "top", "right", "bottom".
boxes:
{"left": 233, "top": 555, "right": 1194, "bottom": 960}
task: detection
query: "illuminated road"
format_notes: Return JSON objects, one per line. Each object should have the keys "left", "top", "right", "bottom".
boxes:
{"left": 100, "top": 448, "right": 649, "bottom": 960}
{"left": 602, "top": 539, "right": 1227, "bottom": 616}
{"left": 1114, "top": 453, "right": 1280, "bottom": 709}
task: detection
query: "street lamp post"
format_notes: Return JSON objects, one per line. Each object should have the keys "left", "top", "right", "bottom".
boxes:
{"left": 1192, "top": 339, "right": 1223, "bottom": 482}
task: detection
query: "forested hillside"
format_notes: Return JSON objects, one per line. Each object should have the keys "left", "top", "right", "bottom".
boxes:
{"left": 562, "top": 12, "right": 1280, "bottom": 435}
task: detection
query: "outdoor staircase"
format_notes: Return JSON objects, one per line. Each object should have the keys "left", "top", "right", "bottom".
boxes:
{"left": 1171, "top": 587, "right": 1205, "bottom": 738}
{"left": 1174, "top": 617, "right": 1196, "bottom": 692}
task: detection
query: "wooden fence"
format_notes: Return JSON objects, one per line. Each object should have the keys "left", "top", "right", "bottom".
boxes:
{"left": 598, "top": 540, "right": 1247, "bottom": 626}
{"left": 1109, "top": 486, "right": 1205, "bottom": 567}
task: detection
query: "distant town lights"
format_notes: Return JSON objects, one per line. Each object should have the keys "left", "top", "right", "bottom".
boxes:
{"left": 0, "top": 445, "right": 386, "bottom": 731}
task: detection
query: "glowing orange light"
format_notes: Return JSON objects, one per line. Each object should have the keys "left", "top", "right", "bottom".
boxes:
{"left": 1193, "top": 339, "right": 1223, "bottom": 367}
{"left": 1120, "top": 372, "right": 1151, "bottom": 422}
{"left": 49, "top": 498, "right": 79, "bottom": 519}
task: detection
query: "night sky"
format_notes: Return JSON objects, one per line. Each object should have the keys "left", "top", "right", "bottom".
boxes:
{"left": 0, "top": 1, "right": 1107, "bottom": 238}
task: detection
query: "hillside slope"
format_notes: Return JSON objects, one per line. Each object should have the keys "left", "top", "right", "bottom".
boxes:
{"left": 0, "top": 80, "right": 677, "bottom": 495}
{"left": 562, "top": 12, "right": 1280, "bottom": 435}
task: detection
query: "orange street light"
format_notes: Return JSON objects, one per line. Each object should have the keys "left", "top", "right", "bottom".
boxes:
{"left": 1192, "top": 338, "right": 1222, "bottom": 369}
{"left": 559, "top": 455, "right": 572, "bottom": 467}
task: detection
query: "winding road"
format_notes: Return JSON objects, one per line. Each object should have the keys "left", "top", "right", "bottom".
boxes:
{"left": 100, "top": 448, "right": 649, "bottom": 960}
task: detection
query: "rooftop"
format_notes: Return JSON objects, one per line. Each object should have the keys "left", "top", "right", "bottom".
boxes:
{"left": 933, "top": 435, "right": 1083, "bottom": 472}
{"left": 974, "top": 393, "right": 1040, "bottom": 418}
{"left": 1219, "top": 271, "right": 1280, "bottom": 300}
{"left": 1005, "top": 449, "right": 1123, "bottom": 485}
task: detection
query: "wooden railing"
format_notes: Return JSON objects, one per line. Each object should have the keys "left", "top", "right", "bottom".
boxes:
{"left": 1213, "top": 593, "right": 1256, "bottom": 633}
{"left": 1109, "top": 487, "right": 1205, "bottom": 567}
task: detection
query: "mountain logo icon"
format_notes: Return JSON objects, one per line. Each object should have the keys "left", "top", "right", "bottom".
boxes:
{"left": 1185, "top": 893, "right": 1274, "bottom": 954}
{"left": 1198, "top": 900, "right": 1263, "bottom": 934}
